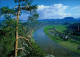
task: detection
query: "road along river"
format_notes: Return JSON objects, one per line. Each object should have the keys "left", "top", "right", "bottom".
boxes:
{"left": 33, "top": 27, "right": 80, "bottom": 57}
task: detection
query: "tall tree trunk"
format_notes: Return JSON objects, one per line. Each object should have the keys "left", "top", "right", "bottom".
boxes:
{"left": 15, "top": 1, "right": 20, "bottom": 57}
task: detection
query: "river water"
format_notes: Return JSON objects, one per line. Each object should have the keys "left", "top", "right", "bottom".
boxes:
{"left": 33, "top": 28, "right": 80, "bottom": 57}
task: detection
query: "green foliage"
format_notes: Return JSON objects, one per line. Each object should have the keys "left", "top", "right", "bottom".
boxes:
{"left": 53, "top": 25, "right": 67, "bottom": 33}
{"left": 0, "top": 0, "right": 42, "bottom": 57}
{"left": 28, "top": 13, "right": 39, "bottom": 22}
{"left": 14, "top": 0, "right": 33, "bottom": 7}
{"left": 0, "top": 17, "right": 16, "bottom": 57}
{"left": 30, "top": 40, "right": 46, "bottom": 57}
{"left": 0, "top": 7, "right": 15, "bottom": 15}
{"left": 14, "top": 0, "right": 39, "bottom": 22}
{"left": 68, "top": 23, "right": 80, "bottom": 35}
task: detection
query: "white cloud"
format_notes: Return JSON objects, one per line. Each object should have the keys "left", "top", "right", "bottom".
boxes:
{"left": 19, "top": 4, "right": 80, "bottom": 20}
{"left": 37, "top": 4, "right": 71, "bottom": 19}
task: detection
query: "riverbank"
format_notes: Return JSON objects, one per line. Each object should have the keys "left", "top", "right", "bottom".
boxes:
{"left": 29, "top": 29, "right": 47, "bottom": 57}
{"left": 44, "top": 25, "right": 80, "bottom": 54}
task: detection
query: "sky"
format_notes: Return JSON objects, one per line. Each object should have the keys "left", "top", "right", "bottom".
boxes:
{"left": 0, "top": 0, "right": 80, "bottom": 20}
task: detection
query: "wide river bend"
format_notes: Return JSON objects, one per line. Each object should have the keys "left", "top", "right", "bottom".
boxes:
{"left": 33, "top": 27, "right": 80, "bottom": 57}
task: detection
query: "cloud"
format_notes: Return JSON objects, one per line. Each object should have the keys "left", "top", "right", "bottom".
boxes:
{"left": 19, "top": 4, "right": 80, "bottom": 20}
{"left": 37, "top": 4, "right": 71, "bottom": 19}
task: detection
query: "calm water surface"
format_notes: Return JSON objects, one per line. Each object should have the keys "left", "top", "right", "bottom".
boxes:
{"left": 33, "top": 28, "right": 80, "bottom": 57}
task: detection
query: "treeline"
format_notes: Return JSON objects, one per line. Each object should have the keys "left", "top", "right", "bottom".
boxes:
{"left": 67, "top": 23, "right": 80, "bottom": 35}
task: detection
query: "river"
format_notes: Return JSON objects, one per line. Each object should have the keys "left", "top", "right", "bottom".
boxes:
{"left": 33, "top": 27, "right": 80, "bottom": 57}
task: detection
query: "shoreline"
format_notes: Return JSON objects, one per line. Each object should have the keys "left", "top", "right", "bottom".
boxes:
{"left": 44, "top": 25, "right": 80, "bottom": 55}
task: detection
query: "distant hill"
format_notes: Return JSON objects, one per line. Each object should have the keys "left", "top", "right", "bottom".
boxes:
{"left": 63, "top": 17, "right": 75, "bottom": 21}
{"left": 61, "top": 17, "right": 80, "bottom": 23}
{"left": 0, "top": 17, "right": 80, "bottom": 25}
{"left": 77, "top": 18, "right": 80, "bottom": 20}
{"left": 38, "top": 19, "right": 59, "bottom": 22}
{"left": 37, "top": 17, "right": 80, "bottom": 25}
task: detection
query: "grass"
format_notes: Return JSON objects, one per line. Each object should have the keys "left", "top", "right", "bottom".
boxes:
{"left": 44, "top": 25, "right": 80, "bottom": 54}
{"left": 77, "top": 36, "right": 80, "bottom": 39}
{"left": 53, "top": 25, "right": 67, "bottom": 33}
{"left": 59, "top": 41, "right": 80, "bottom": 53}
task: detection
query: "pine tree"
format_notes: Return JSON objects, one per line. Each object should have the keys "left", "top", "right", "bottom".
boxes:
{"left": 14, "top": 0, "right": 39, "bottom": 57}
{"left": 0, "top": 0, "right": 39, "bottom": 57}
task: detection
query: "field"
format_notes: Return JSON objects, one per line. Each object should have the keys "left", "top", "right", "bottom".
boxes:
{"left": 53, "top": 25, "right": 67, "bottom": 33}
